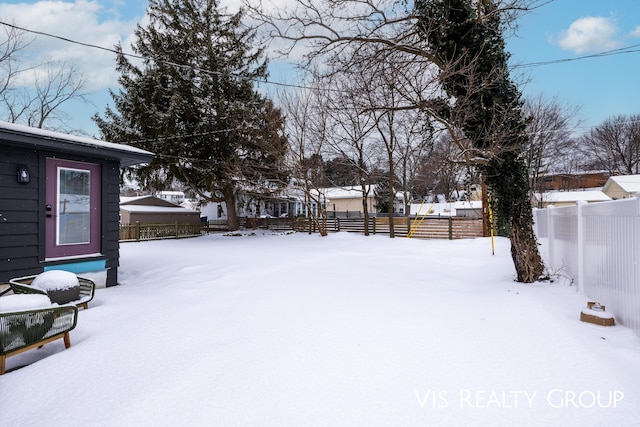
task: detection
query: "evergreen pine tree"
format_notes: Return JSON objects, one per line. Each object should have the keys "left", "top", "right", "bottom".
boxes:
{"left": 94, "top": 0, "right": 288, "bottom": 230}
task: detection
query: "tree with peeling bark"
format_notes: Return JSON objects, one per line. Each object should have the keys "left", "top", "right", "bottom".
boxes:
{"left": 94, "top": 0, "right": 288, "bottom": 231}
{"left": 247, "top": 0, "right": 546, "bottom": 282}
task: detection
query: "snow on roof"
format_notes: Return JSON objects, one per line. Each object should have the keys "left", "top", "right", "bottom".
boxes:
{"left": 0, "top": 120, "right": 153, "bottom": 158}
{"left": 316, "top": 186, "right": 372, "bottom": 199}
{"left": 120, "top": 195, "right": 155, "bottom": 204}
{"left": 411, "top": 201, "right": 482, "bottom": 216}
{"left": 535, "top": 190, "right": 610, "bottom": 203}
{"left": 120, "top": 205, "right": 199, "bottom": 214}
{"left": 316, "top": 186, "right": 403, "bottom": 200}
{"left": 607, "top": 175, "right": 640, "bottom": 193}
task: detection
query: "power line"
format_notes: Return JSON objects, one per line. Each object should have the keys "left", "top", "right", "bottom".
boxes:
{"left": 1, "top": 20, "right": 637, "bottom": 142}
{"left": 2, "top": 19, "right": 639, "bottom": 96}
{"left": 0, "top": 20, "right": 319, "bottom": 92}
{"left": 512, "top": 43, "right": 640, "bottom": 68}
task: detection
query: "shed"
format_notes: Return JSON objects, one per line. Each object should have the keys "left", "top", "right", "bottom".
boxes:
{"left": 0, "top": 121, "right": 153, "bottom": 287}
{"left": 120, "top": 195, "right": 200, "bottom": 224}
{"left": 602, "top": 175, "right": 640, "bottom": 200}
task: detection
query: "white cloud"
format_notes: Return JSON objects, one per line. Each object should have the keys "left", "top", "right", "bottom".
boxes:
{"left": 553, "top": 16, "right": 620, "bottom": 54}
{"left": 631, "top": 25, "right": 640, "bottom": 38}
{"left": 0, "top": 1, "right": 141, "bottom": 91}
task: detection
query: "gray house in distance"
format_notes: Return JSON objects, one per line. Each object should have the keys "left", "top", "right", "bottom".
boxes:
{"left": 0, "top": 121, "right": 153, "bottom": 287}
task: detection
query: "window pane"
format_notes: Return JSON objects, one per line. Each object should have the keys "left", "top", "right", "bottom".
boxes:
{"left": 57, "top": 167, "right": 91, "bottom": 245}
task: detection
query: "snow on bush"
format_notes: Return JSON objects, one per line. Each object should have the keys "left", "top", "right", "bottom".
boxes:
{"left": 0, "top": 294, "right": 52, "bottom": 313}
{"left": 32, "top": 270, "right": 79, "bottom": 292}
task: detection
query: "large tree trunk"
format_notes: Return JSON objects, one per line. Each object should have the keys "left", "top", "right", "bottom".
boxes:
{"left": 510, "top": 224, "right": 544, "bottom": 283}
{"left": 387, "top": 159, "right": 395, "bottom": 238}
{"left": 361, "top": 183, "right": 370, "bottom": 236}
{"left": 487, "top": 155, "right": 544, "bottom": 283}
{"left": 224, "top": 185, "right": 239, "bottom": 231}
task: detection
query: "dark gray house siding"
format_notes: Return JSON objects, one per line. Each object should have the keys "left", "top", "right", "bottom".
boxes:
{"left": 1, "top": 145, "right": 40, "bottom": 279}
{"left": 0, "top": 122, "right": 153, "bottom": 287}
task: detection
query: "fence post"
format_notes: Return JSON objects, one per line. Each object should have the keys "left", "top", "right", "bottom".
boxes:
{"left": 546, "top": 206, "right": 554, "bottom": 268}
{"left": 576, "top": 201, "right": 585, "bottom": 292}
{"left": 136, "top": 221, "right": 140, "bottom": 242}
{"left": 175, "top": 221, "right": 179, "bottom": 239}
{"left": 448, "top": 217, "right": 453, "bottom": 240}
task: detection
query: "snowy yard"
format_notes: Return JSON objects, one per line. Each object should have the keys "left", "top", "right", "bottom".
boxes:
{"left": 2, "top": 232, "right": 640, "bottom": 426}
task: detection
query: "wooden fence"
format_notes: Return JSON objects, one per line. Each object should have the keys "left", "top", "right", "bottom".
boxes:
{"left": 119, "top": 221, "right": 204, "bottom": 242}
{"left": 120, "top": 216, "right": 484, "bottom": 242}
{"left": 243, "top": 216, "right": 483, "bottom": 239}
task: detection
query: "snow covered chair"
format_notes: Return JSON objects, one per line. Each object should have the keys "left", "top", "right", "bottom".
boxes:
{"left": 10, "top": 271, "right": 95, "bottom": 310}
{"left": 0, "top": 294, "right": 78, "bottom": 375}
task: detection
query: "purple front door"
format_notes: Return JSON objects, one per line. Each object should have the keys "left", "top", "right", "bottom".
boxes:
{"left": 45, "top": 158, "right": 101, "bottom": 258}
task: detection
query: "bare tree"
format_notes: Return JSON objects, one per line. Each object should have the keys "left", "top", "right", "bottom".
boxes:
{"left": 415, "top": 132, "right": 473, "bottom": 202}
{"left": 579, "top": 114, "right": 640, "bottom": 175}
{"left": 522, "top": 95, "right": 581, "bottom": 195}
{"left": 0, "top": 24, "right": 89, "bottom": 131}
{"left": 280, "top": 76, "right": 333, "bottom": 235}
{"left": 247, "top": 0, "right": 547, "bottom": 282}
{"left": 321, "top": 70, "right": 381, "bottom": 235}
{"left": 0, "top": 24, "right": 31, "bottom": 98}
{"left": 324, "top": 44, "right": 439, "bottom": 236}
{"left": 6, "top": 60, "right": 89, "bottom": 130}
{"left": 395, "top": 109, "right": 433, "bottom": 216}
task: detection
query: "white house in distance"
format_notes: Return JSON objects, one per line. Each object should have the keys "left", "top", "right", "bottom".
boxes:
{"left": 532, "top": 190, "right": 611, "bottom": 208}
{"left": 602, "top": 175, "right": 640, "bottom": 199}
{"left": 196, "top": 184, "right": 406, "bottom": 220}
{"left": 156, "top": 190, "right": 186, "bottom": 205}
{"left": 410, "top": 200, "right": 483, "bottom": 217}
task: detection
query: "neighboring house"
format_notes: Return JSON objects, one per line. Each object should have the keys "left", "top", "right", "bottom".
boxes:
{"left": 410, "top": 201, "right": 483, "bottom": 218}
{"left": 320, "top": 186, "right": 375, "bottom": 217}
{"left": 319, "top": 186, "right": 404, "bottom": 218}
{"left": 532, "top": 190, "right": 611, "bottom": 208}
{"left": 0, "top": 121, "right": 153, "bottom": 287}
{"left": 156, "top": 190, "right": 185, "bottom": 205}
{"left": 536, "top": 172, "right": 609, "bottom": 192}
{"left": 120, "top": 195, "right": 200, "bottom": 224}
{"left": 196, "top": 184, "right": 405, "bottom": 221}
{"left": 602, "top": 175, "right": 640, "bottom": 200}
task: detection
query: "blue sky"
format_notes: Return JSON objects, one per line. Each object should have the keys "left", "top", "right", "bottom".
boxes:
{"left": 506, "top": 0, "right": 640, "bottom": 133}
{"left": 0, "top": 0, "right": 638, "bottom": 137}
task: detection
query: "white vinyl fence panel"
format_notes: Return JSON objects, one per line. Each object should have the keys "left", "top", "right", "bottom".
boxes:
{"left": 533, "top": 196, "right": 640, "bottom": 335}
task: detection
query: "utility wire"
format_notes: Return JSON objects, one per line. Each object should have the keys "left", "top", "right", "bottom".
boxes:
{"left": 2, "top": 20, "right": 639, "bottom": 95}
{"left": 0, "top": 20, "right": 323, "bottom": 92}
{"left": 2, "top": 20, "right": 638, "bottom": 143}
{"left": 511, "top": 43, "right": 640, "bottom": 68}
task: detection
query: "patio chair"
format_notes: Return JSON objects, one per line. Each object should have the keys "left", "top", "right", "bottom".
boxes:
{"left": 9, "top": 275, "right": 95, "bottom": 310}
{"left": 0, "top": 302, "right": 78, "bottom": 375}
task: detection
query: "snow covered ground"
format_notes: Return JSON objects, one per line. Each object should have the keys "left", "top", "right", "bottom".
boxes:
{"left": 2, "top": 232, "right": 640, "bottom": 426}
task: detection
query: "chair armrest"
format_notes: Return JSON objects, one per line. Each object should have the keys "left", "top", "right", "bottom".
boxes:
{"left": 9, "top": 282, "right": 48, "bottom": 296}
{"left": 0, "top": 305, "right": 78, "bottom": 355}
{"left": 77, "top": 277, "right": 96, "bottom": 302}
